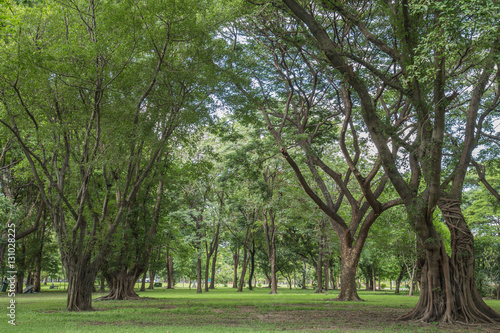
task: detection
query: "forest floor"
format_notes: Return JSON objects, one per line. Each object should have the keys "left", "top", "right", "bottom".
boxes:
{"left": 0, "top": 287, "right": 499, "bottom": 332}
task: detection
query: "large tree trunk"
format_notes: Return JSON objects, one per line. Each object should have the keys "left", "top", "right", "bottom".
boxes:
{"left": 65, "top": 256, "right": 100, "bottom": 310}
{"left": 67, "top": 274, "right": 95, "bottom": 311}
{"left": 97, "top": 270, "right": 141, "bottom": 301}
{"left": 401, "top": 199, "right": 500, "bottom": 323}
{"left": 336, "top": 247, "right": 362, "bottom": 301}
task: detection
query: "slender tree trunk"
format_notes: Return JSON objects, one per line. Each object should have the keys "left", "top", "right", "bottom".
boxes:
{"left": 16, "top": 272, "right": 24, "bottom": 294}
{"left": 204, "top": 254, "right": 211, "bottom": 292}
{"left": 263, "top": 209, "right": 278, "bottom": 294}
{"left": 395, "top": 265, "right": 405, "bottom": 294}
{"left": 372, "top": 265, "right": 376, "bottom": 292}
{"left": 270, "top": 246, "right": 278, "bottom": 294}
{"left": 264, "top": 274, "right": 271, "bottom": 288}
{"left": 100, "top": 275, "right": 106, "bottom": 292}
{"left": 33, "top": 252, "right": 42, "bottom": 293}
{"left": 302, "top": 259, "right": 307, "bottom": 289}
{"left": 196, "top": 255, "right": 202, "bottom": 294}
{"left": 34, "top": 265, "right": 42, "bottom": 293}
{"left": 331, "top": 266, "right": 336, "bottom": 290}
{"left": 232, "top": 249, "right": 239, "bottom": 289}
{"left": 209, "top": 244, "right": 218, "bottom": 289}
{"left": 34, "top": 220, "right": 46, "bottom": 293}
{"left": 140, "top": 271, "right": 147, "bottom": 292}
{"left": 148, "top": 271, "right": 155, "bottom": 290}
{"left": 237, "top": 246, "right": 248, "bottom": 292}
{"left": 204, "top": 222, "right": 220, "bottom": 292}
{"left": 324, "top": 257, "right": 330, "bottom": 292}
{"left": 248, "top": 240, "right": 256, "bottom": 291}
{"left": 316, "top": 244, "right": 323, "bottom": 293}
{"left": 408, "top": 265, "right": 416, "bottom": 297}
{"left": 27, "top": 271, "right": 33, "bottom": 286}
{"left": 167, "top": 254, "right": 174, "bottom": 289}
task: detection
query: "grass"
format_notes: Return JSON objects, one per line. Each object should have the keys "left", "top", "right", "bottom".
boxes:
{"left": 0, "top": 287, "right": 499, "bottom": 332}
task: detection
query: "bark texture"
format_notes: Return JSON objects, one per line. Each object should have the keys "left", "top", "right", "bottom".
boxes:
{"left": 401, "top": 199, "right": 500, "bottom": 323}
{"left": 97, "top": 270, "right": 141, "bottom": 301}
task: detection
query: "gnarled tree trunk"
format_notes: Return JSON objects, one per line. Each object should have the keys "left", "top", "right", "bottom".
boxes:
{"left": 96, "top": 269, "right": 141, "bottom": 301}
{"left": 65, "top": 256, "right": 100, "bottom": 310}
{"left": 401, "top": 199, "right": 500, "bottom": 323}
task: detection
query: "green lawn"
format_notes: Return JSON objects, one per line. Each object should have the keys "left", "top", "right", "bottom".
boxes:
{"left": 0, "top": 287, "right": 499, "bottom": 332}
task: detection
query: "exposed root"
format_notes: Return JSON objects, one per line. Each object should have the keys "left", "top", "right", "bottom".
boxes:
{"left": 94, "top": 294, "right": 142, "bottom": 301}
{"left": 400, "top": 198, "right": 500, "bottom": 326}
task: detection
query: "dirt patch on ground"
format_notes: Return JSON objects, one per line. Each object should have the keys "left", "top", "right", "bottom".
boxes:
{"left": 82, "top": 301, "right": 500, "bottom": 332}
{"left": 214, "top": 305, "right": 500, "bottom": 332}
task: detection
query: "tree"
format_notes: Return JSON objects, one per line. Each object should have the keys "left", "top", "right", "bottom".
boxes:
{"left": 0, "top": 0, "right": 221, "bottom": 310}
{"left": 267, "top": 0, "right": 500, "bottom": 323}
{"left": 228, "top": 8, "right": 401, "bottom": 301}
